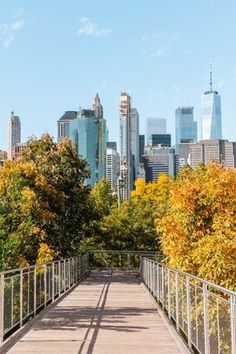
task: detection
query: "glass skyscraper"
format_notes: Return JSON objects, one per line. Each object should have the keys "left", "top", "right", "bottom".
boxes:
{"left": 201, "top": 92, "right": 222, "bottom": 140}
{"left": 69, "top": 95, "right": 106, "bottom": 186}
{"left": 201, "top": 65, "right": 222, "bottom": 140}
{"left": 146, "top": 117, "right": 166, "bottom": 144}
{"left": 175, "top": 107, "right": 197, "bottom": 146}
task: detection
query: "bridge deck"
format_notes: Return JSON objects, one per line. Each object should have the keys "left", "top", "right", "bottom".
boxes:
{"left": 6, "top": 270, "right": 188, "bottom": 354}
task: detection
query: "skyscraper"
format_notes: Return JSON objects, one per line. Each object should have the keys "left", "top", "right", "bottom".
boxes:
{"left": 201, "top": 65, "right": 222, "bottom": 140}
{"left": 139, "top": 135, "right": 145, "bottom": 162}
{"left": 175, "top": 107, "right": 197, "bottom": 147}
{"left": 106, "top": 142, "right": 120, "bottom": 191}
{"left": 119, "top": 92, "right": 131, "bottom": 200}
{"left": 146, "top": 117, "right": 166, "bottom": 144}
{"left": 8, "top": 111, "right": 21, "bottom": 160}
{"left": 69, "top": 95, "right": 106, "bottom": 186}
{"left": 130, "top": 108, "right": 139, "bottom": 181}
{"left": 57, "top": 111, "right": 77, "bottom": 142}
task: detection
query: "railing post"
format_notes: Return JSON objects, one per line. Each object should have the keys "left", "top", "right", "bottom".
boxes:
{"left": 20, "top": 269, "right": 23, "bottom": 327}
{"left": 150, "top": 261, "right": 152, "bottom": 292}
{"left": 0, "top": 273, "right": 5, "bottom": 343}
{"left": 68, "top": 259, "right": 71, "bottom": 287}
{"left": 148, "top": 260, "right": 150, "bottom": 289}
{"left": 64, "top": 260, "right": 66, "bottom": 291}
{"left": 156, "top": 264, "right": 159, "bottom": 301}
{"left": 153, "top": 262, "right": 156, "bottom": 297}
{"left": 58, "top": 261, "right": 61, "bottom": 295}
{"left": 230, "top": 295, "right": 236, "bottom": 354}
{"left": 186, "top": 275, "right": 192, "bottom": 348}
{"left": 167, "top": 269, "right": 171, "bottom": 318}
{"left": 203, "top": 283, "right": 210, "bottom": 354}
{"left": 175, "top": 272, "right": 179, "bottom": 332}
{"left": 44, "top": 264, "right": 47, "bottom": 307}
{"left": 52, "top": 262, "right": 55, "bottom": 302}
{"left": 161, "top": 266, "right": 164, "bottom": 308}
{"left": 34, "top": 267, "right": 37, "bottom": 315}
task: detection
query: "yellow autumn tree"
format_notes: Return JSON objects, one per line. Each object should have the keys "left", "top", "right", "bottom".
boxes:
{"left": 158, "top": 163, "right": 236, "bottom": 290}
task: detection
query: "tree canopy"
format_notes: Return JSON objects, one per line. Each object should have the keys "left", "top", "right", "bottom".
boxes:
{"left": 158, "top": 163, "right": 236, "bottom": 290}
{"left": 0, "top": 134, "right": 96, "bottom": 268}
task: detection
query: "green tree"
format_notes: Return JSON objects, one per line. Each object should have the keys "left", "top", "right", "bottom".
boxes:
{"left": 0, "top": 134, "right": 96, "bottom": 268}
{"left": 91, "top": 177, "right": 117, "bottom": 217}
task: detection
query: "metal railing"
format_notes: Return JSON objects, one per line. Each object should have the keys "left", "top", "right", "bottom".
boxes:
{"left": 0, "top": 254, "right": 89, "bottom": 343}
{"left": 140, "top": 257, "right": 236, "bottom": 354}
{"left": 88, "top": 250, "right": 161, "bottom": 269}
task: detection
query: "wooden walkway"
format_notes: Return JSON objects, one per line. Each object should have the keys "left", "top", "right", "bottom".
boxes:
{"left": 6, "top": 270, "right": 189, "bottom": 354}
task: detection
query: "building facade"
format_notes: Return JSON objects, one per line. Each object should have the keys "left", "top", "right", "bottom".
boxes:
{"left": 11, "top": 143, "right": 27, "bottom": 161}
{"left": 130, "top": 108, "right": 139, "bottom": 181}
{"left": 189, "top": 139, "right": 236, "bottom": 168}
{"left": 57, "top": 111, "right": 77, "bottom": 142}
{"left": 8, "top": 111, "right": 21, "bottom": 160}
{"left": 175, "top": 107, "right": 197, "bottom": 148}
{"left": 139, "top": 135, "right": 145, "bottom": 163}
{"left": 106, "top": 142, "right": 120, "bottom": 191}
{"left": 151, "top": 134, "right": 171, "bottom": 147}
{"left": 224, "top": 141, "right": 236, "bottom": 168}
{"left": 119, "top": 92, "right": 132, "bottom": 200}
{"left": 146, "top": 117, "right": 166, "bottom": 144}
{"left": 0, "top": 150, "right": 7, "bottom": 166}
{"left": 142, "top": 146, "right": 179, "bottom": 182}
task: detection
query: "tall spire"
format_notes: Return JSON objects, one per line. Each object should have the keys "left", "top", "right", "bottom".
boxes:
{"left": 93, "top": 93, "right": 103, "bottom": 119}
{"left": 209, "top": 62, "right": 213, "bottom": 92}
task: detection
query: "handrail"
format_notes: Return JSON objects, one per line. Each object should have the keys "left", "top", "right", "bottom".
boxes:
{"left": 141, "top": 257, "right": 236, "bottom": 354}
{"left": 146, "top": 259, "right": 236, "bottom": 297}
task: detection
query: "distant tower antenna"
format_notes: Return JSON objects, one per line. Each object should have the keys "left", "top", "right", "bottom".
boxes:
{"left": 209, "top": 62, "right": 213, "bottom": 92}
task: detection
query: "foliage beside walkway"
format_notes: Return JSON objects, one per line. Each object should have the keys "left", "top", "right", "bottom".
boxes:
{"left": 157, "top": 163, "right": 236, "bottom": 290}
{"left": 0, "top": 135, "right": 96, "bottom": 269}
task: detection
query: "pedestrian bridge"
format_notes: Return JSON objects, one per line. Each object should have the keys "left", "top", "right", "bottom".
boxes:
{"left": 0, "top": 251, "right": 235, "bottom": 354}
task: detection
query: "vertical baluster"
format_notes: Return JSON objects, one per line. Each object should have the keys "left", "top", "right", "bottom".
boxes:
{"left": 11, "top": 276, "right": 14, "bottom": 328}
{"left": 186, "top": 276, "right": 192, "bottom": 348}
{"left": 64, "top": 260, "right": 66, "bottom": 291}
{"left": 34, "top": 267, "right": 37, "bottom": 315}
{"left": 58, "top": 261, "right": 61, "bottom": 296}
{"left": 167, "top": 269, "right": 171, "bottom": 319}
{"left": 203, "top": 283, "right": 210, "bottom": 354}
{"left": 27, "top": 271, "right": 30, "bottom": 316}
{"left": 68, "top": 259, "right": 71, "bottom": 287}
{"left": 52, "top": 262, "right": 55, "bottom": 302}
{"left": 0, "top": 273, "right": 5, "bottom": 343}
{"left": 156, "top": 265, "right": 160, "bottom": 302}
{"left": 20, "top": 270, "right": 23, "bottom": 327}
{"left": 176, "top": 272, "right": 179, "bottom": 332}
{"left": 230, "top": 295, "right": 236, "bottom": 354}
{"left": 44, "top": 264, "right": 47, "bottom": 307}
{"left": 161, "top": 266, "right": 164, "bottom": 308}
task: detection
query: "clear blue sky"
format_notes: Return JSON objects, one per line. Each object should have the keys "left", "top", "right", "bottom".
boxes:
{"left": 0, "top": 0, "right": 236, "bottom": 150}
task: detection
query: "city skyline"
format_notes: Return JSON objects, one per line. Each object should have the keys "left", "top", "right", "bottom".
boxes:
{"left": 1, "top": 1, "right": 236, "bottom": 150}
